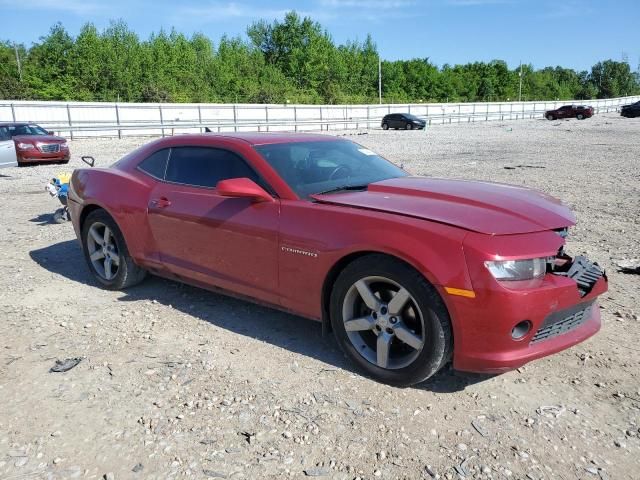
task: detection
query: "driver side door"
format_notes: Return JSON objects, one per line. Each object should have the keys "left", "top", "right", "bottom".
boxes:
{"left": 146, "top": 146, "right": 281, "bottom": 305}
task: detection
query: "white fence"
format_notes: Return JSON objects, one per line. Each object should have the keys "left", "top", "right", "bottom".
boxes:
{"left": 1, "top": 96, "right": 638, "bottom": 138}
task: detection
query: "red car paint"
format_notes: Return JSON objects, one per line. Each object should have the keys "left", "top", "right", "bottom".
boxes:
{"left": 68, "top": 133, "right": 607, "bottom": 373}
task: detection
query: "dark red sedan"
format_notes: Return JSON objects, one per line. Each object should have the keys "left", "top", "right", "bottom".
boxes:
{"left": 544, "top": 105, "right": 594, "bottom": 120}
{"left": 68, "top": 133, "right": 607, "bottom": 386}
{"left": 1, "top": 122, "right": 70, "bottom": 165}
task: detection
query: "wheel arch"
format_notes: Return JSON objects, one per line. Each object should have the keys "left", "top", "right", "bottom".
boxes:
{"left": 320, "top": 250, "right": 449, "bottom": 335}
{"left": 78, "top": 203, "right": 105, "bottom": 233}
{"left": 78, "top": 203, "right": 132, "bottom": 256}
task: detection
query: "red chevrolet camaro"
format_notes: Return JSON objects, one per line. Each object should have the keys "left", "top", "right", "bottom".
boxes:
{"left": 68, "top": 133, "right": 607, "bottom": 386}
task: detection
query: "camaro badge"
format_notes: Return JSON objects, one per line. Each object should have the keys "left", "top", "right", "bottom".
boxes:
{"left": 281, "top": 246, "right": 318, "bottom": 258}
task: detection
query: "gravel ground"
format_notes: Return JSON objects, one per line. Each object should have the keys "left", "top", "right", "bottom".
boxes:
{"left": 1, "top": 113, "right": 639, "bottom": 480}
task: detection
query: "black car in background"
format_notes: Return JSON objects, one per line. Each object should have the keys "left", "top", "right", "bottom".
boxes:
{"left": 381, "top": 113, "right": 426, "bottom": 130}
{"left": 620, "top": 101, "right": 640, "bottom": 118}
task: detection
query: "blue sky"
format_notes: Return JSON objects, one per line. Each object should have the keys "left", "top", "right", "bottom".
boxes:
{"left": 1, "top": 0, "right": 638, "bottom": 71}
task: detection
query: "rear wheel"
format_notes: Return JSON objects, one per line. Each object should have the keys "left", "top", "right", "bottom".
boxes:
{"left": 81, "top": 209, "right": 146, "bottom": 290}
{"left": 330, "top": 255, "right": 452, "bottom": 386}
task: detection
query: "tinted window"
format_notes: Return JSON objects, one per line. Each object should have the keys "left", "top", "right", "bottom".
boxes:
{"left": 7, "top": 124, "right": 48, "bottom": 136}
{"left": 403, "top": 113, "right": 421, "bottom": 121}
{"left": 165, "top": 147, "right": 260, "bottom": 188}
{"left": 138, "top": 149, "right": 169, "bottom": 179}
{"left": 0, "top": 127, "right": 10, "bottom": 141}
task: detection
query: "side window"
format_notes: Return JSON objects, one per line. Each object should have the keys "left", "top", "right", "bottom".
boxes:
{"left": 138, "top": 149, "right": 170, "bottom": 179}
{"left": 165, "top": 147, "right": 260, "bottom": 188}
{"left": 0, "top": 127, "right": 10, "bottom": 141}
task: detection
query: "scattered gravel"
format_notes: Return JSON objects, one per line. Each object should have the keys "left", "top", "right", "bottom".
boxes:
{"left": 1, "top": 113, "right": 639, "bottom": 479}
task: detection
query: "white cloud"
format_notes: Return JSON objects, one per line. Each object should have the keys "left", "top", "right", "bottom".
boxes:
{"left": 180, "top": 2, "right": 290, "bottom": 20}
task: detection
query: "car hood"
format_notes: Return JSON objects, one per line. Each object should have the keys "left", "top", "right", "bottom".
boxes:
{"left": 12, "top": 135, "right": 66, "bottom": 144}
{"left": 310, "top": 176, "right": 576, "bottom": 235}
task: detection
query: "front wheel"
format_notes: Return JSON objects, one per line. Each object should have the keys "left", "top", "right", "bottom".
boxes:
{"left": 81, "top": 209, "right": 147, "bottom": 290}
{"left": 576, "top": 114, "right": 584, "bottom": 120}
{"left": 405, "top": 123, "right": 413, "bottom": 130}
{"left": 330, "top": 255, "right": 452, "bottom": 386}
{"left": 546, "top": 114, "right": 555, "bottom": 120}
{"left": 382, "top": 123, "right": 389, "bottom": 130}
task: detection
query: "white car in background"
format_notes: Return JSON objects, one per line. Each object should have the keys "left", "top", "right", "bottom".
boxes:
{"left": 0, "top": 126, "right": 18, "bottom": 168}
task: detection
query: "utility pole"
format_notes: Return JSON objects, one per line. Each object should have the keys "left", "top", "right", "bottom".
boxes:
{"left": 378, "top": 57, "right": 382, "bottom": 105}
{"left": 14, "top": 43, "right": 22, "bottom": 82}
{"left": 518, "top": 62, "right": 523, "bottom": 102}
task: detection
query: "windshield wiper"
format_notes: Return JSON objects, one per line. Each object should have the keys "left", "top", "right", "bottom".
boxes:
{"left": 316, "top": 184, "right": 369, "bottom": 195}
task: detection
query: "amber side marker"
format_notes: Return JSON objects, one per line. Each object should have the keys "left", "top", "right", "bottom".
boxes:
{"left": 444, "top": 287, "right": 476, "bottom": 298}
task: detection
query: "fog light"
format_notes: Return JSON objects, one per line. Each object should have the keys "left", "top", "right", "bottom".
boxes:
{"left": 512, "top": 320, "right": 532, "bottom": 340}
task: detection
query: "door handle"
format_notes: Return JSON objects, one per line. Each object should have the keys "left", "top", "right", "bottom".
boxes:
{"left": 149, "top": 197, "right": 171, "bottom": 208}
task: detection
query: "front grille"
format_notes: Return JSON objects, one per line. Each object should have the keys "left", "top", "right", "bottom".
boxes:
{"left": 530, "top": 302, "right": 593, "bottom": 344}
{"left": 39, "top": 144, "right": 60, "bottom": 153}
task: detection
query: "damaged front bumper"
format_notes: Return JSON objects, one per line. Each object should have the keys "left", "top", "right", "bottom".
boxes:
{"left": 446, "top": 230, "right": 608, "bottom": 373}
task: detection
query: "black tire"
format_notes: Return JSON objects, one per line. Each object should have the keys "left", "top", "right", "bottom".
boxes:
{"left": 53, "top": 208, "right": 67, "bottom": 224}
{"left": 406, "top": 122, "right": 413, "bottom": 130}
{"left": 81, "top": 209, "right": 147, "bottom": 290}
{"left": 576, "top": 114, "right": 584, "bottom": 120}
{"left": 382, "top": 123, "right": 389, "bottom": 130}
{"left": 58, "top": 160, "right": 70, "bottom": 164}
{"left": 546, "top": 114, "right": 554, "bottom": 121}
{"left": 330, "top": 254, "right": 453, "bottom": 386}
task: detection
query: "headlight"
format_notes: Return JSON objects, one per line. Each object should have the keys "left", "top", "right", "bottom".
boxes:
{"left": 17, "top": 142, "right": 35, "bottom": 150}
{"left": 60, "top": 142, "right": 69, "bottom": 149}
{"left": 485, "top": 258, "right": 547, "bottom": 281}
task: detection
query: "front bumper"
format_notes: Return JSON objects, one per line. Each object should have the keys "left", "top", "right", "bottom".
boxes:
{"left": 17, "top": 150, "right": 70, "bottom": 163}
{"left": 446, "top": 231, "right": 608, "bottom": 373}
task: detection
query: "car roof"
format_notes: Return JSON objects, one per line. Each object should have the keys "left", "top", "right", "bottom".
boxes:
{"left": 172, "top": 132, "right": 342, "bottom": 146}
{"left": 0, "top": 122, "right": 32, "bottom": 127}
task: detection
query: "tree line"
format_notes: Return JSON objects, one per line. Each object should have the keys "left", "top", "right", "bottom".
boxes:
{"left": 1, "top": 12, "right": 638, "bottom": 104}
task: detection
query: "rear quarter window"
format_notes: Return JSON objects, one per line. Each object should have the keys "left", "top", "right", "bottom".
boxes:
{"left": 138, "top": 149, "right": 170, "bottom": 179}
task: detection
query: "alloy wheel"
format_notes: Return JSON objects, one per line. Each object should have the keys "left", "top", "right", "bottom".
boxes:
{"left": 342, "top": 276, "right": 425, "bottom": 369}
{"left": 86, "top": 222, "right": 120, "bottom": 281}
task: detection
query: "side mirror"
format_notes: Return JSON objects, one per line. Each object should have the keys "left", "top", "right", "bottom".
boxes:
{"left": 47, "top": 130, "right": 55, "bottom": 135}
{"left": 81, "top": 156, "right": 95, "bottom": 167}
{"left": 216, "top": 178, "right": 274, "bottom": 203}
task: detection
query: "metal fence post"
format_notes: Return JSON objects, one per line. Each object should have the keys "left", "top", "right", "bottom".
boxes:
{"left": 115, "top": 103, "right": 121, "bottom": 139}
{"left": 233, "top": 105, "right": 238, "bottom": 133}
{"left": 265, "top": 105, "right": 269, "bottom": 132}
{"left": 66, "top": 103, "right": 74, "bottom": 140}
{"left": 159, "top": 104, "right": 164, "bottom": 137}
{"left": 367, "top": 105, "right": 370, "bottom": 130}
{"left": 198, "top": 105, "right": 202, "bottom": 133}
{"left": 294, "top": 106, "right": 298, "bottom": 132}
{"left": 319, "top": 107, "right": 323, "bottom": 131}
{"left": 10, "top": 103, "right": 16, "bottom": 122}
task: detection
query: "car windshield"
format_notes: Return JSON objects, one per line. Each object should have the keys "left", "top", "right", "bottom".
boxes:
{"left": 8, "top": 124, "right": 49, "bottom": 136}
{"left": 254, "top": 140, "right": 407, "bottom": 198}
